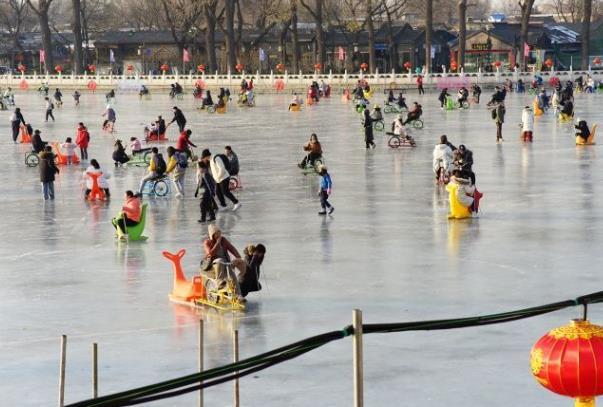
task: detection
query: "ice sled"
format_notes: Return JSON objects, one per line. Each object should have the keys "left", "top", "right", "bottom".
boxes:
{"left": 576, "top": 124, "right": 597, "bottom": 145}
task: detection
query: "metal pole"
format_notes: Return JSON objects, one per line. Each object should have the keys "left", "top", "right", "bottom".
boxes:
{"left": 198, "top": 319, "right": 204, "bottom": 407}
{"left": 58, "top": 335, "right": 67, "bottom": 407}
{"left": 233, "top": 330, "right": 240, "bottom": 407}
{"left": 352, "top": 309, "right": 363, "bottom": 407}
{"left": 92, "top": 343, "right": 98, "bottom": 398}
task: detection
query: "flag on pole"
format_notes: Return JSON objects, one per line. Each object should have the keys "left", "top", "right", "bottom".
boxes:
{"left": 39, "top": 49, "right": 45, "bottom": 63}
{"left": 524, "top": 43, "right": 530, "bottom": 57}
{"left": 183, "top": 48, "right": 190, "bottom": 62}
{"left": 259, "top": 48, "right": 266, "bottom": 62}
{"left": 109, "top": 49, "right": 115, "bottom": 63}
{"left": 338, "top": 46, "right": 345, "bottom": 61}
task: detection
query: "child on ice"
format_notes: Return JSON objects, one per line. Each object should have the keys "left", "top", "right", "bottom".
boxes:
{"left": 317, "top": 165, "right": 334, "bottom": 215}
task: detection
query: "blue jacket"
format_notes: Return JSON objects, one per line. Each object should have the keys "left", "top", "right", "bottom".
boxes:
{"left": 320, "top": 173, "right": 332, "bottom": 191}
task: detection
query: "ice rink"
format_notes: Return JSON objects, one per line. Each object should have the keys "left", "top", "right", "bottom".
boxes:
{"left": 1, "top": 85, "right": 602, "bottom": 406}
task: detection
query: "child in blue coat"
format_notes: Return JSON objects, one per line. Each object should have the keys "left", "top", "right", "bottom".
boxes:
{"left": 318, "top": 166, "right": 334, "bottom": 215}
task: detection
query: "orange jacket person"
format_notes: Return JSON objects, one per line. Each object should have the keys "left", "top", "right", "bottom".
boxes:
{"left": 113, "top": 190, "right": 141, "bottom": 236}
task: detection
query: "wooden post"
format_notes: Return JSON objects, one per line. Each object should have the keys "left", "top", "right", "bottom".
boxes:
{"left": 58, "top": 335, "right": 67, "bottom": 407}
{"left": 92, "top": 343, "right": 98, "bottom": 398}
{"left": 198, "top": 319, "right": 204, "bottom": 407}
{"left": 233, "top": 330, "right": 240, "bottom": 407}
{"left": 352, "top": 310, "right": 363, "bottom": 407}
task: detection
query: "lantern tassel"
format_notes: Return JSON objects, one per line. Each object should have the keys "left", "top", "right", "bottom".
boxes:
{"left": 576, "top": 397, "right": 595, "bottom": 407}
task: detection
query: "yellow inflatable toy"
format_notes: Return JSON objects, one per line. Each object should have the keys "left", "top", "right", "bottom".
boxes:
{"left": 363, "top": 89, "right": 373, "bottom": 99}
{"left": 446, "top": 182, "right": 472, "bottom": 219}
{"left": 533, "top": 99, "right": 543, "bottom": 116}
{"left": 576, "top": 124, "right": 597, "bottom": 145}
{"left": 289, "top": 104, "right": 301, "bottom": 112}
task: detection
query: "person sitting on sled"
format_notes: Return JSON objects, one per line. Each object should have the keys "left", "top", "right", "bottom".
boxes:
{"left": 575, "top": 119, "right": 591, "bottom": 143}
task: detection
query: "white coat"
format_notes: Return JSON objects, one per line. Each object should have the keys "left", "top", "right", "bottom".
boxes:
{"left": 393, "top": 119, "right": 407, "bottom": 136}
{"left": 209, "top": 155, "right": 230, "bottom": 183}
{"left": 83, "top": 166, "right": 110, "bottom": 189}
{"left": 521, "top": 108, "right": 534, "bottom": 132}
{"left": 432, "top": 144, "right": 453, "bottom": 174}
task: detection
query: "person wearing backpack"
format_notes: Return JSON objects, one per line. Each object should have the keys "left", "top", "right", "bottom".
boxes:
{"left": 200, "top": 149, "right": 240, "bottom": 211}
{"left": 166, "top": 146, "right": 187, "bottom": 198}
{"left": 138, "top": 147, "right": 165, "bottom": 196}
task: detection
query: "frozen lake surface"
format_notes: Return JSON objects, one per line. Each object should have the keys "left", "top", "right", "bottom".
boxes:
{"left": 0, "top": 88, "right": 602, "bottom": 406}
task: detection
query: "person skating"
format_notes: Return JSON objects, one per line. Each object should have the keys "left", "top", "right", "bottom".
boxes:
{"left": 200, "top": 149, "right": 241, "bottom": 211}
{"left": 317, "top": 165, "right": 334, "bottom": 215}
{"left": 472, "top": 83, "right": 481, "bottom": 103}
{"left": 39, "top": 145, "right": 59, "bottom": 200}
{"left": 438, "top": 88, "right": 450, "bottom": 109}
{"left": 73, "top": 90, "right": 81, "bottom": 106}
{"left": 521, "top": 105, "right": 534, "bottom": 143}
{"left": 102, "top": 104, "right": 116, "bottom": 132}
{"left": 363, "top": 108, "right": 375, "bottom": 149}
{"left": 417, "top": 75, "right": 425, "bottom": 95}
{"left": 202, "top": 90, "right": 214, "bottom": 108}
{"left": 44, "top": 97, "right": 55, "bottom": 122}
{"left": 168, "top": 106, "right": 187, "bottom": 132}
{"left": 453, "top": 144, "right": 475, "bottom": 185}
{"left": 196, "top": 161, "right": 216, "bottom": 222}
{"left": 53, "top": 88, "right": 63, "bottom": 107}
{"left": 402, "top": 102, "right": 422, "bottom": 125}
{"left": 75, "top": 122, "right": 90, "bottom": 160}
{"left": 493, "top": 102, "right": 505, "bottom": 143}
{"left": 10, "top": 107, "right": 25, "bottom": 143}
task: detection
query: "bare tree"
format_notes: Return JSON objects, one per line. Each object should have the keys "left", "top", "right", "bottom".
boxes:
{"left": 0, "top": 0, "right": 33, "bottom": 66}
{"left": 72, "top": 0, "right": 83, "bottom": 73}
{"left": 290, "top": 0, "right": 301, "bottom": 71}
{"left": 519, "top": 0, "right": 536, "bottom": 70}
{"left": 425, "top": 0, "right": 433, "bottom": 73}
{"left": 381, "top": 0, "right": 408, "bottom": 71}
{"left": 582, "top": 0, "right": 592, "bottom": 69}
{"left": 299, "top": 0, "right": 325, "bottom": 67}
{"left": 26, "top": 0, "right": 54, "bottom": 72}
{"left": 202, "top": 0, "right": 219, "bottom": 72}
{"left": 160, "top": 0, "right": 203, "bottom": 67}
{"left": 457, "top": 0, "right": 467, "bottom": 68}
{"left": 223, "top": 0, "right": 236, "bottom": 71}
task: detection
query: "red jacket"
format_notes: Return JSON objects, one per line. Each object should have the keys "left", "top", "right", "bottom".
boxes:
{"left": 176, "top": 132, "right": 196, "bottom": 150}
{"left": 122, "top": 197, "right": 141, "bottom": 222}
{"left": 203, "top": 237, "right": 240, "bottom": 261}
{"left": 76, "top": 128, "right": 90, "bottom": 148}
{"left": 416, "top": 76, "right": 423, "bottom": 86}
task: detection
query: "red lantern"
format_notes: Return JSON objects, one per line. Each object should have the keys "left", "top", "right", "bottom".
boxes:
{"left": 17, "top": 64, "right": 26, "bottom": 73}
{"left": 403, "top": 61, "right": 412, "bottom": 70}
{"left": 450, "top": 61, "right": 458, "bottom": 71}
{"left": 87, "top": 64, "right": 96, "bottom": 73}
{"left": 54, "top": 65, "right": 63, "bottom": 73}
{"left": 126, "top": 64, "right": 134, "bottom": 72}
{"left": 197, "top": 64, "right": 206, "bottom": 73}
{"left": 545, "top": 58, "right": 553, "bottom": 68}
{"left": 531, "top": 319, "right": 603, "bottom": 407}
{"left": 276, "top": 63, "right": 285, "bottom": 72}
{"left": 235, "top": 63, "right": 244, "bottom": 73}
{"left": 314, "top": 63, "right": 322, "bottom": 71}
{"left": 360, "top": 62, "right": 369, "bottom": 72}
{"left": 494, "top": 60, "right": 502, "bottom": 68}
{"left": 594, "top": 57, "right": 601, "bottom": 66}
{"left": 160, "top": 64, "right": 169, "bottom": 72}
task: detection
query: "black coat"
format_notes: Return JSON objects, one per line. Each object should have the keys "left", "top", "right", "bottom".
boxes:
{"left": 39, "top": 152, "right": 59, "bottom": 182}
{"left": 32, "top": 134, "right": 46, "bottom": 153}
{"left": 171, "top": 109, "right": 186, "bottom": 126}
{"left": 238, "top": 253, "right": 263, "bottom": 297}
